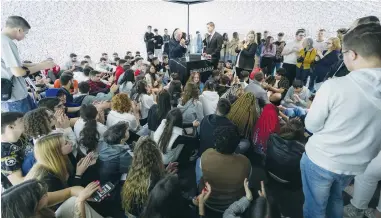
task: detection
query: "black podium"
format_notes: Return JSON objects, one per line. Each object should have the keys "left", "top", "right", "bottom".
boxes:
{"left": 169, "top": 55, "right": 214, "bottom": 85}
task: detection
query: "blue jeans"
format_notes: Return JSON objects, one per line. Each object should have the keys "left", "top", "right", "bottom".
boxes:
{"left": 300, "top": 153, "right": 354, "bottom": 218}
{"left": 1, "top": 95, "right": 36, "bottom": 113}
{"left": 195, "top": 157, "right": 202, "bottom": 186}
{"left": 284, "top": 107, "right": 307, "bottom": 118}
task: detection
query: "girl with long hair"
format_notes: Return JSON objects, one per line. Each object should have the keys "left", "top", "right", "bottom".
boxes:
{"left": 153, "top": 108, "right": 200, "bottom": 165}
{"left": 309, "top": 37, "right": 341, "bottom": 92}
{"left": 227, "top": 92, "right": 259, "bottom": 139}
{"left": 296, "top": 37, "right": 317, "bottom": 85}
{"left": 121, "top": 136, "right": 166, "bottom": 217}
{"left": 221, "top": 33, "right": 229, "bottom": 61}
{"left": 178, "top": 82, "right": 204, "bottom": 123}
{"left": 107, "top": 93, "right": 140, "bottom": 131}
{"left": 1, "top": 179, "right": 102, "bottom": 218}
{"left": 25, "top": 133, "right": 94, "bottom": 193}
{"left": 132, "top": 80, "right": 155, "bottom": 123}
{"left": 74, "top": 104, "right": 107, "bottom": 155}
{"left": 252, "top": 104, "right": 281, "bottom": 155}
{"left": 145, "top": 64, "right": 162, "bottom": 94}
{"left": 118, "top": 69, "right": 135, "bottom": 96}
{"left": 168, "top": 77, "right": 182, "bottom": 108}
{"left": 187, "top": 71, "right": 204, "bottom": 92}
{"left": 260, "top": 36, "right": 277, "bottom": 76}
{"left": 147, "top": 89, "right": 172, "bottom": 132}
{"left": 235, "top": 32, "right": 258, "bottom": 79}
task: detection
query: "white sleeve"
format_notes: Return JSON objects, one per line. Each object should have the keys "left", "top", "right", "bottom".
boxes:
{"left": 305, "top": 81, "right": 333, "bottom": 133}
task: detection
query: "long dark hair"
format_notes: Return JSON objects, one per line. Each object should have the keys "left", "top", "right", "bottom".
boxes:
{"left": 223, "top": 33, "right": 229, "bottom": 41}
{"left": 147, "top": 64, "right": 157, "bottom": 87}
{"left": 141, "top": 175, "right": 189, "bottom": 218}
{"left": 1, "top": 179, "right": 54, "bottom": 218}
{"left": 157, "top": 90, "right": 172, "bottom": 123}
{"left": 265, "top": 36, "right": 273, "bottom": 51}
{"left": 119, "top": 69, "right": 135, "bottom": 85}
{"left": 79, "top": 104, "right": 99, "bottom": 152}
{"left": 158, "top": 108, "right": 183, "bottom": 154}
{"left": 181, "top": 82, "right": 199, "bottom": 105}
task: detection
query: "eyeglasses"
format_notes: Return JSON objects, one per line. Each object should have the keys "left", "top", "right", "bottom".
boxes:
{"left": 298, "top": 34, "right": 306, "bottom": 37}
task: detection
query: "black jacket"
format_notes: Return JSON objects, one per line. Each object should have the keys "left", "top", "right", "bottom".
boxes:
{"left": 169, "top": 38, "right": 187, "bottom": 59}
{"left": 325, "top": 58, "right": 349, "bottom": 80}
{"left": 147, "top": 104, "right": 194, "bottom": 132}
{"left": 144, "top": 32, "right": 155, "bottom": 50}
{"left": 198, "top": 114, "right": 238, "bottom": 156}
{"left": 204, "top": 32, "right": 224, "bottom": 61}
{"left": 154, "top": 35, "right": 164, "bottom": 49}
{"left": 236, "top": 43, "right": 258, "bottom": 70}
{"left": 313, "top": 50, "right": 340, "bottom": 83}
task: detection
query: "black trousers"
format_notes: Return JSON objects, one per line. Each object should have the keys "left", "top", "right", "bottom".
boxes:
{"left": 260, "top": 56, "right": 275, "bottom": 76}
{"left": 283, "top": 63, "right": 297, "bottom": 86}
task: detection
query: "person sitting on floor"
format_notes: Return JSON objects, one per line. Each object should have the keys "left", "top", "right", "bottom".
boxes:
{"left": 98, "top": 122, "right": 133, "bottom": 184}
{"left": 73, "top": 81, "right": 118, "bottom": 105}
{"left": 200, "top": 125, "right": 251, "bottom": 212}
{"left": 153, "top": 108, "right": 199, "bottom": 165}
{"left": 281, "top": 79, "right": 310, "bottom": 109}
{"left": 88, "top": 70, "right": 113, "bottom": 94}
{"left": 106, "top": 93, "right": 141, "bottom": 132}
{"left": 263, "top": 68, "right": 290, "bottom": 104}
{"left": 1, "top": 112, "right": 33, "bottom": 185}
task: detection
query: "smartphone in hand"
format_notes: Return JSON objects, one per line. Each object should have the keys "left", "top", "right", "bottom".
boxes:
{"left": 91, "top": 182, "right": 115, "bottom": 202}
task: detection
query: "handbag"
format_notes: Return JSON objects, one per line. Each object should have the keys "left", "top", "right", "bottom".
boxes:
{"left": 1, "top": 76, "right": 14, "bottom": 101}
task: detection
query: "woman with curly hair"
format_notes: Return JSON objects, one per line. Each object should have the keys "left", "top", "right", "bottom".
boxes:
{"left": 23, "top": 108, "right": 78, "bottom": 174}
{"left": 178, "top": 82, "right": 203, "bottom": 124}
{"left": 121, "top": 136, "right": 166, "bottom": 217}
{"left": 25, "top": 133, "right": 93, "bottom": 194}
{"left": 187, "top": 71, "right": 204, "bottom": 92}
{"left": 107, "top": 93, "right": 140, "bottom": 131}
{"left": 74, "top": 104, "right": 107, "bottom": 155}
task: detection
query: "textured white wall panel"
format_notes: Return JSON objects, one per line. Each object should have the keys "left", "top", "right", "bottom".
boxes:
{"left": 1, "top": 0, "right": 381, "bottom": 66}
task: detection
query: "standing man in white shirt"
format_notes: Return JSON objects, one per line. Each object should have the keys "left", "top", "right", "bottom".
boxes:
{"left": 281, "top": 29, "right": 305, "bottom": 86}
{"left": 314, "top": 29, "right": 327, "bottom": 52}
{"left": 1, "top": 16, "right": 55, "bottom": 113}
{"left": 300, "top": 22, "right": 381, "bottom": 218}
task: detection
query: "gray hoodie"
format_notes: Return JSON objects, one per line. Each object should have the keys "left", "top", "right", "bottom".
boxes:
{"left": 305, "top": 68, "right": 381, "bottom": 175}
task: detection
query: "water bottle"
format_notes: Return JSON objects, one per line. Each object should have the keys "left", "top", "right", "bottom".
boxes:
{"left": 185, "top": 51, "right": 190, "bottom": 62}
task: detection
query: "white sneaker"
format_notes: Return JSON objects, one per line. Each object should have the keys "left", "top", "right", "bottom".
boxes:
{"left": 365, "top": 208, "right": 377, "bottom": 218}
{"left": 343, "top": 203, "right": 365, "bottom": 218}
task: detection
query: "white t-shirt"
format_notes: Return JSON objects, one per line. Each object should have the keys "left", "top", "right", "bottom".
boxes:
{"left": 282, "top": 40, "right": 303, "bottom": 65}
{"left": 139, "top": 94, "right": 155, "bottom": 119}
{"left": 314, "top": 39, "right": 327, "bottom": 52}
{"left": 74, "top": 118, "right": 108, "bottom": 139}
{"left": 106, "top": 110, "right": 139, "bottom": 131}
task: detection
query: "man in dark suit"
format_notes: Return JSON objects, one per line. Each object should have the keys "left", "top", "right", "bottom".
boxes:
{"left": 203, "top": 22, "right": 223, "bottom": 69}
{"left": 169, "top": 28, "right": 187, "bottom": 59}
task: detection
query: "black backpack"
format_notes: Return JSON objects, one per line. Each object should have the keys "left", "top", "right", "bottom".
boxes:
{"left": 1, "top": 77, "right": 14, "bottom": 101}
{"left": 265, "top": 134, "right": 305, "bottom": 186}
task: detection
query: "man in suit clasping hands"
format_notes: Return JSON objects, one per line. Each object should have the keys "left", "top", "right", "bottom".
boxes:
{"left": 202, "top": 22, "right": 223, "bottom": 69}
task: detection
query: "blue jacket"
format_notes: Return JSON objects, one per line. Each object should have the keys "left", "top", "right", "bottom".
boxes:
{"left": 313, "top": 50, "right": 340, "bottom": 83}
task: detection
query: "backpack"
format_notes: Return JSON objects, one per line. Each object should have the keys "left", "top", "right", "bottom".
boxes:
{"left": 1, "top": 77, "right": 14, "bottom": 101}
{"left": 265, "top": 134, "right": 305, "bottom": 186}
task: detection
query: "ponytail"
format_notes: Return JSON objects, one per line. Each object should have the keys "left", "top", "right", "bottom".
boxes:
{"left": 79, "top": 105, "right": 100, "bottom": 152}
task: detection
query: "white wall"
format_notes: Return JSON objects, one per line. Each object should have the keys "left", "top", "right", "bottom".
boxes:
{"left": 2, "top": 0, "right": 381, "bottom": 66}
